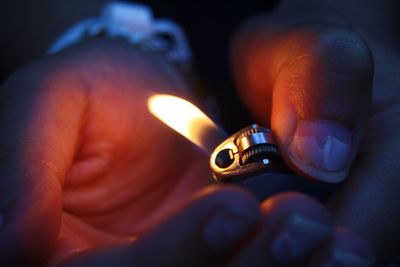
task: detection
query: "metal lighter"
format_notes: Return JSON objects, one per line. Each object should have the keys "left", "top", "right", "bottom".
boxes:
{"left": 210, "top": 124, "right": 336, "bottom": 201}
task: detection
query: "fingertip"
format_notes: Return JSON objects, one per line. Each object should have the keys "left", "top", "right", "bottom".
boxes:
{"left": 202, "top": 205, "right": 261, "bottom": 253}
{"left": 310, "top": 227, "right": 375, "bottom": 267}
{"left": 261, "top": 192, "right": 332, "bottom": 223}
{"left": 334, "top": 227, "right": 375, "bottom": 261}
{"left": 267, "top": 26, "right": 374, "bottom": 184}
{"left": 232, "top": 22, "right": 373, "bottom": 186}
{"left": 257, "top": 192, "right": 333, "bottom": 264}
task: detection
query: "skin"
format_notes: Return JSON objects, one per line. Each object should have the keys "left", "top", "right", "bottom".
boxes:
{"left": 0, "top": 0, "right": 398, "bottom": 266}
{"left": 0, "top": 40, "right": 373, "bottom": 267}
{"left": 232, "top": 0, "right": 400, "bottom": 264}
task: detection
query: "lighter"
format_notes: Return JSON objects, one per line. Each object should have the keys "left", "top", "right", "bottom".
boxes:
{"left": 148, "top": 94, "right": 335, "bottom": 202}
{"left": 210, "top": 124, "right": 335, "bottom": 201}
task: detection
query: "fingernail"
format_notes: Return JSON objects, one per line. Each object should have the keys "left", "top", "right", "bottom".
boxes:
{"left": 313, "top": 249, "right": 375, "bottom": 267}
{"left": 289, "top": 120, "right": 352, "bottom": 180}
{"left": 269, "top": 214, "right": 333, "bottom": 264}
{"left": 203, "top": 206, "right": 261, "bottom": 252}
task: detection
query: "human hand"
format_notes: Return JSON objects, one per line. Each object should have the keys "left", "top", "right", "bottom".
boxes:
{"left": 0, "top": 39, "right": 373, "bottom": 267}
{"left": 0, "top": 39, "right": 209, "bottom": 266}
{"left": 231, "top": 1, "right": 400, "bottom": 265}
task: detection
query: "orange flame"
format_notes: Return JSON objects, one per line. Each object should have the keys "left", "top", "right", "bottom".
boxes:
{"left": 148, "top": 94, "right": 226, "bottom": 154}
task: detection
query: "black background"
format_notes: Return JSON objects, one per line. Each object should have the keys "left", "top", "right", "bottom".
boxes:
{"left": 0, "top": 0, "right": 278, "bottom": 132}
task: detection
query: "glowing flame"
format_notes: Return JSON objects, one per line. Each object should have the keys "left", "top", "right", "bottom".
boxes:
{"left": 148, "top": 94, "right": 226, "bottom": 154}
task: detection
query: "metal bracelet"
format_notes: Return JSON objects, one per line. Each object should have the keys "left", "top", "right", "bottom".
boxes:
{"left": 48, "top": 1, "right": 192, "bottom": 73}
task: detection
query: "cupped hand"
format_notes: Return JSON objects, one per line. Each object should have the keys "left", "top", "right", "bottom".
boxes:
{"left": 0, "top": 40, "right": 209, "bottom": 266}
{"left": 232, "top": 2, "right": 400, "bottom": 264}
{"left": 0, "top": 39, "right": 373, "bottom": 267}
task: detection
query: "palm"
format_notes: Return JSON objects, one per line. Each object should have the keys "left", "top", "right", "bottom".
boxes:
{"left": 327, "top": 35, "right": 400, "bottom": 255}
{"left": 45, "top": 53, "right": 210, "bottom": 263}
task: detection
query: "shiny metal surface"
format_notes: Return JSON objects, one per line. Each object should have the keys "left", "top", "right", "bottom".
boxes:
{"left": 210, "top": 124, "right": 278, "bottom": 182}
{"left": 236, "top": 128, "right": 275, "bottom": 153}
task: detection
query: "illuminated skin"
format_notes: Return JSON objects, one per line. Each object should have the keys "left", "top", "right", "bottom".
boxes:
{"left": 0, "top": 39, "right": 374, "bottom": 267}
{"left": 232, "top": 1, "right": 400, "bottom": 265}
{"left": 0, "top": 40, "right": 373, "bottom": 267}
{"left": 0, "top": 1, "right": 398, "bottom": 267}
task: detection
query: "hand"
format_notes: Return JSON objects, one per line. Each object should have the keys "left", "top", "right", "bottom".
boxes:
{"left": 0, "top": 40, "right": 373, "bottom": 267}
{"left": 231, "top": 1, "right": 400, "bottom": 264}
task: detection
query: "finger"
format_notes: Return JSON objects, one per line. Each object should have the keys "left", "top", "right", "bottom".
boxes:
{"left": 56, "top": 186, "right": 261, "bottom": 267}
{"left": 0, "top": 57, "right": 89, "bottom": 266}
{"left": 309, "top": 227, "right": 375, "bottom": 267}
{"left": 229, "top": 192, "right": 333, "bottom": 267}
{"left": 329, "top": 120, "right": 400, "bottom": 265}
{"left": 232, "top": 20, "right": 374, "bottom": 183}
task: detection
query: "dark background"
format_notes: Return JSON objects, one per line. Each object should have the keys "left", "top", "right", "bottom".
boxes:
{"left": 0, "top": 0, "right": 278, "bottom": 132}
{"left": 144, "top": 0, "right": 277, "bottom": 131}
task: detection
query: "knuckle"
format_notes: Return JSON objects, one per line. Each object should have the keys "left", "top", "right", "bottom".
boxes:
{"left": 280, "top": 25, "right": 374, "bottom": 101}
{"left": 312, "top": 27, "right": 374, "bottom": 77}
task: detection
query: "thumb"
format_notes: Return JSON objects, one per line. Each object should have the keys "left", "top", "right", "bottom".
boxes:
{"left": 57, "top": 186, "right": 261, "bottom": 267}
{"left": 0, "top": 54, "right": 88, "bottom": 265}
{"left": 232, "top": 19, "right": 373, "bottom": 183}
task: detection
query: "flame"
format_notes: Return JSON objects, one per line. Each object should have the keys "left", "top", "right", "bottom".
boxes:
{"left": 148, "top": 94, "right": 226, "bottom": 154}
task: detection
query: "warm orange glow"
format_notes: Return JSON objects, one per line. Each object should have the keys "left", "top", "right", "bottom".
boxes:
{"left": 148, "top": 94, "right": 226, "bottom": 154}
